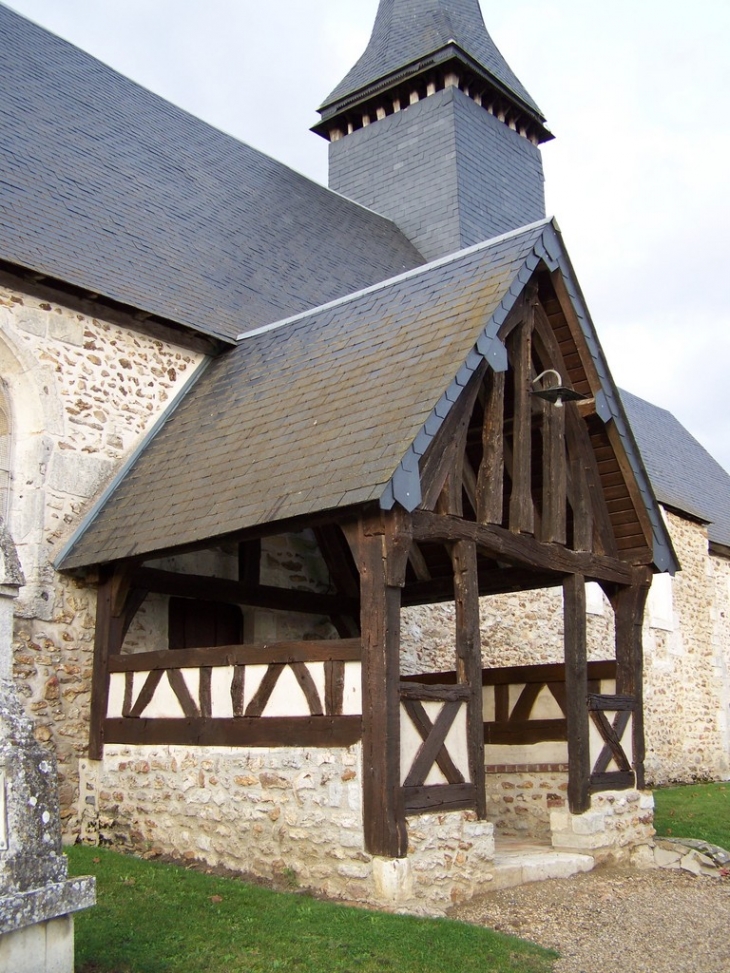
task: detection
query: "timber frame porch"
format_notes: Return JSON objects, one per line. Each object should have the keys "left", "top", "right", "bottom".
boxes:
{"left": 83, "top": 256, "right": 666, "bottom": 859}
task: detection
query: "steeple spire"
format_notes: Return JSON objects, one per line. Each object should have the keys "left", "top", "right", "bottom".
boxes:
{"left": 316, "top": 0, "right": 551, "bottom": 261}
{"left": 321, "top": 0, "right": 542, "bottom": 124}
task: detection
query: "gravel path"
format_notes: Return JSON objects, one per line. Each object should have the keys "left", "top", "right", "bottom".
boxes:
{"left": 449, "top": 866, "right": 730, "bottom": 973}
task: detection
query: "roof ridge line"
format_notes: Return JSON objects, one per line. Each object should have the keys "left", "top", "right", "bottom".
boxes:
{"left": 236, "top": 217, "right": 554, "bottom": 341}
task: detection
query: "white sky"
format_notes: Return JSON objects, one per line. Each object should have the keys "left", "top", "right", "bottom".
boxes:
{"left": 6, "top": 0, "right": 730, "bottom": 473}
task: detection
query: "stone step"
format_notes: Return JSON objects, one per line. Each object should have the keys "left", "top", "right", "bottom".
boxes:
{"left": 488, "top": 842, "right": 595, "bottom": 890}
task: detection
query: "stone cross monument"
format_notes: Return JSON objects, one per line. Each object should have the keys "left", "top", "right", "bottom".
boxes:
{"left": 0, "top": 523, "right": 95, "bottom": 972}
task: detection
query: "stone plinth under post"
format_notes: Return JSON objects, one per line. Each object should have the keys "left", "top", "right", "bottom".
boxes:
{"left": 0, "top": 523, "right": 95, "bottom": 972}
{"left": 550, "top": 789, "right": 655, "bottom": 865}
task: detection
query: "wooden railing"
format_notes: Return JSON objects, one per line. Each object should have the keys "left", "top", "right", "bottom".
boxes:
{"left": 403, "top": 660, "right": 637, "bottom": 794}
{"left": 104, "top": 639, "right": 362, "bottom": 749}
{"left": 399, "top": 680, "right": 476, "bottom": 815}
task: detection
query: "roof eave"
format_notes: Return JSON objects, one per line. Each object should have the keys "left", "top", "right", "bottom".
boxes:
{"left": 314, "top": 42, "right": 550, "bottom": 139}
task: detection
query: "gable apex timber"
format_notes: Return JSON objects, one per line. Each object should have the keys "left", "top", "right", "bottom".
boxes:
{"left": 381, "top": 220, "right": 677, "bottom": 575}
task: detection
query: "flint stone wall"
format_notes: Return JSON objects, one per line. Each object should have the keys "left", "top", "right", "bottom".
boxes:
{"left": 1, "top": 280, "right": 204, "bottom": 835}
{"left": 551, "top": 789, "right": 655, "bottom": 865}
{"left": 79, "top": 743, "right": 495, "bottom": 914}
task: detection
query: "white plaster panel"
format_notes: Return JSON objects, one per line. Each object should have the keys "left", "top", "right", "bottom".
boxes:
{"left": 531, "top": 685, "right": 564, "bottom": 720}
{"left": 442, "top": 702, "right": 469, "bottom": 779}
{"left": 243, "top": 665, "right": 266, "bottom": 710}
{"left": 139, "top": 671, "right": 184, "bottom": 719}
{"left": 484, "top": 741, "right": 568, "bottom": 765}
{"left": 308, "top": 662, "right": 326, "bottom": 711}
{"left": 588, "top": 712, "right": 633, "bottom": 771}
{"left": 342, "top": 662, "right": 362, "bottom": 716}
{"left": 482, "top": 686, "right": 495, "bottom": 721}
{"left": 107, "top": 673, "right": 125, "bottom": 719}
{"left": 258, "top": 665, "right": 310, "bottom": 717}
{"left": 180, "top": 668, "right": 200, "bottom": 709}
{"left": 648, "top": 572, "right": 674, "bottom": 631}
{"left": 210, "top": 666, "right": 234, "bottom": 718}
{"left": 585, "top": 582, "right": 605, "bottom": 616}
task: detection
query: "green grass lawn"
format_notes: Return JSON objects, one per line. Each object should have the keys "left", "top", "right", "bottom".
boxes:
{"left": 653, "top": 781, "right": 730, "bottom": 849}
{"left": 67, "top": 846, "right": 556, "bottom": 973}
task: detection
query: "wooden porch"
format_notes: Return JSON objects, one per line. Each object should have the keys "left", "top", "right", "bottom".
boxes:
{"left": 87, "top": 270, "right": 657, "bottom": 860}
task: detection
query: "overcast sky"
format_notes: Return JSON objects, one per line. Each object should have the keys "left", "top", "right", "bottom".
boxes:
{"left": 6, "top": 0, "right": 730, "bottom": 473}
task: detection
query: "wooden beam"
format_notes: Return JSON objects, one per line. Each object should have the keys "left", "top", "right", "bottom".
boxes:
{"left": 402, "top": 699, "right": 465, "bottom": 787}
{"left": 313, "top": 525, "right": 360, "bottom": 600}
{"left": 610, "top": 573, "right": 651, "bottom": 789}
{"left": 89, "top": 569, "right": 143, "bottom": 759}
{"left": 130, "top": 567, "right": 357, "bottom": 616}
{"left": 564, "top": 574, "right": 590, "bottom": 813}
{"left": 104, "top": 716, "right": 362, "bottom": 748}
{"left": 108, "top": 638, "right": 361, "bottom": 672}
{"left": 541, "top": 398, "right": 567, "bottom": 544}
{"left": 565, "top": 411, "right": 616, "bottom": 556}
{"left": 484, "top": 719, "right": 567, "bottom": 745}
{"left": 410, "top": 511, "right": 645, "bottom": 585}
{"left": 419, "top": 365, "right": 486, "bottom": 512}
{"left": 402, "top": 566, "right": 564, "bottom": 605}
{"left": 508, "top": 304, "right": 535, "bottom": 534}
{"left": 476, "top": 369, "right": 505, "bottom": 525}
{"left": 403, "top": 782, "right": 477, "bottom": 815}
{"left": 238, "top": 539, "right": 261, "bottom": 587}
{"left": 348, "top": 514, "right": 408, "bottom": 859}
{"left": 451, "top": 539, "right": 486, "bottom": 817}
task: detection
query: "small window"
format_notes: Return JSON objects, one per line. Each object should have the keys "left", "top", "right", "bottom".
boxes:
{"left": 168, "top": 598, "right": 243, "bottom": 650}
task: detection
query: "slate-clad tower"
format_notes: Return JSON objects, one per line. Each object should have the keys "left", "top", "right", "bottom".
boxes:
{"left": 314, "top": 0, "right": 552, "bottom": 261}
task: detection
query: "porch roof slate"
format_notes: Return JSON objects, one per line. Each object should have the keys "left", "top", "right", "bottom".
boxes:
{"left": 0, "top": 3, "right": 424, "bottom": 343}
{"left": 58, "top": 222, "right": 548, "bottom": 569}
{"left": 620, "top": 391, "right": 730, "bottom": 550}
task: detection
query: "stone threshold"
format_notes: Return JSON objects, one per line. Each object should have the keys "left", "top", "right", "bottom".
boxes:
{"left": 487, "top": 836, "right": 595, "bottom": 891}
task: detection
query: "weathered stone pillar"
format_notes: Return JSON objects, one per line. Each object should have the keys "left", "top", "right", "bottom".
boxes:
{"left": 0, "top": 522, "right": 95, "bottom": 973}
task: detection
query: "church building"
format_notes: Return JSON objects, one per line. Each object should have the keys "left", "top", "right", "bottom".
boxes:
{"left": 1, "top": 0, "right": 727, "bottom": 910}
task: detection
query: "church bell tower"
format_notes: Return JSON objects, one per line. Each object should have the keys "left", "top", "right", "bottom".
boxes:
{"left": 313, "top": 0, "right": 552, "bottom": 261}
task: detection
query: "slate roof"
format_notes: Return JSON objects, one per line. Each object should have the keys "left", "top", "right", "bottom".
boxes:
{"left": 320, "top": 0, "right": 543, "bottom": 119}
{"left": 58, "top": 220, "right": 676, "bottom": 575}
{"left": 0, "top": 3, "right": 424, "bottom": 343}
{"left": 59, "top": 222, "right": 548, "bottom": 569}
{"left": 620, "top": 391, "right": 730, "bottom": 550}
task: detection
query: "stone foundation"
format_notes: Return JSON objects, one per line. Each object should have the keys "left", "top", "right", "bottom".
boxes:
{"left": 80, "top": 743, "right": 498, "bottom": 914}
{"left": 485, "top": 770, "right": 568, "bottom": 838}
{"left": 550, "top": 790, "right": 655, "bottom": 864}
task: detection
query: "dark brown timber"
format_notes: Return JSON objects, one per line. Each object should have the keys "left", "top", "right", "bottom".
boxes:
{"left": 451, "top": 539, "right": 487, "bottom": 816}
{"left": 410, "top": 511, "right": 644, "bottom": 585}
{"left": 104, "top": 716, "right": 362, "bottom": 748}
{"left": 564, "top": 573, "right": 590, "bottom": 813}
{"left": 346, "top": 514, "right": 408, "bottom": 858}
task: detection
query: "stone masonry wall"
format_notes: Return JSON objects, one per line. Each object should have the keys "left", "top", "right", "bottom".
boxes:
{"left": 80, "top": 743, "right": 496, "bottom": 915}
{"left": 1, "top": 279, "right": 204, "bottom": 836}
{"left": 643, "top": 513, "right": 730, "bottom": 783}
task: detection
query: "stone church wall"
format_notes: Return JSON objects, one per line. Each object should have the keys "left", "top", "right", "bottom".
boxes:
{"left": 1, "top": 278, "right": 204, "bottom": 835}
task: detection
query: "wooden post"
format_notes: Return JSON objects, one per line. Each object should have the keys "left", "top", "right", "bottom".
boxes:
{"left": 508, "top": 309, "right": 534, "bottom": 534}
{"left": 89, "top": 566, "right": 145, "bottom": 760}
{"left": 451, "top": 539, "right": 487, "bottom": 817}
{"left": 476, "top": 369, "right": 505, "bottom": 525}
{"left": 612, "top": 573, "right": 651, "bottom": 789}
{"left": 345, "top": 514, "right": 408, "bottom": 859}
{"left": 563, "top": 573, "right": 590, "bottom": 813}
